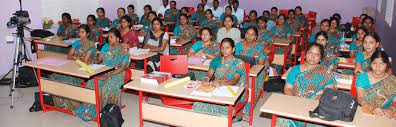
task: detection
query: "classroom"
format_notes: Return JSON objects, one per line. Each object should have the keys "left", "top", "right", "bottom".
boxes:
{"left": 0, "top": 0, "right": 395, "bottom": 127}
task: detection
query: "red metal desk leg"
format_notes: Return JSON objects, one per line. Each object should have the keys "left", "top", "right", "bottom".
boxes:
{"left": 36, "top": 69, "right": 46, "bottom": 112}
{"left": 143, "top": 58, "right": 147, "bottom": 74}
{"left": 228, "top": 105, "right": 233, "bottom": 127}
{"left": 94, "top": 76, "right": 101, "bottom": 127}
{"left": 272, "top": 114, "right": 277, "bottom": 127}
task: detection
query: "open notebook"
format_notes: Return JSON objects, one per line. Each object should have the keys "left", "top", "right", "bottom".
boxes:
{"left": 191, "top": 85, "right": 239, "bottom": 97}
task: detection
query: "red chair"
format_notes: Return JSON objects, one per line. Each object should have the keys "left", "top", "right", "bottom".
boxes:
{"left": 235, "top": 63, "right": 251, "bottom": 123}
{"left": 279, "top": 9, "right": 288, "bottom": 16}
{"left": 352, "top": 16, "right": 361, "bottom": 27}
{"left": 164, "top": 25, "right": 169, "bottom": 32}
{"left": 186, "top": 7, "right": 195, "bottom": 16}
{"left": 350, "top": 75, "right": 358, "bottom": 97}
{"left": 99, "top": 28, "right": 104, "bottom": 45}
{"left": 308, "top": 11, "right": 317, "bottom": 19}
{"left": 159, "top": 55, "right": 192, "bottom": 109}
{"left": 243, "top": 10, "right": 247, "bottom": 24}
{"left": 300, "top": 50, "right": 305, "bottom": 64}
{"left": 269, "top": 44, "right": 275, "bottom": 64}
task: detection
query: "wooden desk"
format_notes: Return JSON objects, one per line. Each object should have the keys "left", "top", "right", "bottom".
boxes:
{"left": 170, "top": 39, "right": 192, "bottom": 55}
{"left": 260, "top": 93, "right": 396, "bottom": 127}
{"left": 123, "top": 77, "right": 245, "bottom": 127}
{"left": 33, "top": 37, "right": 71, "bottom": 59}
{"left": 273, "top": 38, "right": 293, "bottom": 73}
{"left": 188, "top": 64, "right": 265, "bottom": 77}
{"left": 23, "top": 57, "right": 114, "bottom": 127}
{"left": 130, "top": 52, "right": 158, "bottom": 74}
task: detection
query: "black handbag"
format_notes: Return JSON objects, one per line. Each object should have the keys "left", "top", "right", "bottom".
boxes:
{"left": 309, "top": 89, "right": 358, "bottom": 122}
{"left": 100, "top": 103, "right": 124, "bottom": 127}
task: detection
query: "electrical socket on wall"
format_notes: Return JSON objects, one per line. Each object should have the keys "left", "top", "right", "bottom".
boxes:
{"left": 6, "top": 35, "right": 14, "bottom": 44}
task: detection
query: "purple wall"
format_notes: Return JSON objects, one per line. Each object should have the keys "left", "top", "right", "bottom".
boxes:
{"left": 375, "top": 0, "right": 396, "bottom": 72}
{"left": 0, "top": 0, "right": 42, "bottom": 76}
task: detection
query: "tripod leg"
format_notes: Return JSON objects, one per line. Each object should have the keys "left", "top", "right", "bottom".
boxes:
{"left": 10, "top": 34, "right": 22, "bottom": 109}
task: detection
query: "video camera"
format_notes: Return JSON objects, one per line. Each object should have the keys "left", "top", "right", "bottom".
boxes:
{"left": 7, "top": 10, "right": 31, "bottom": 28}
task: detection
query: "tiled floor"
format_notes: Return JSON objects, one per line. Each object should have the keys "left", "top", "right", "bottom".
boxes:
{"left": 0, "top": 86, "right": 272, "bottom": 127}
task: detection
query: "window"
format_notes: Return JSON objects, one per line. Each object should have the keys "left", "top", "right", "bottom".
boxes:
{"left": 377, "top": 0, "right": 382, "bottom": 13}
{"left": 385, "top": 0, "right": 394, "bottom": 27}
{"left": 41, "top": 0, "right": 99, "bottom": 22}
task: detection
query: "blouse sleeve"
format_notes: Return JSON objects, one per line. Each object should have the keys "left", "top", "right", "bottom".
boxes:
{"left": 356, "top": 73, "right": 370, "bottom": 90}
{"left": 286, "top": 65, "right": 301, "bottom": 86}
{"left": 190, "top": 41, "right": 203, "bottom": 53}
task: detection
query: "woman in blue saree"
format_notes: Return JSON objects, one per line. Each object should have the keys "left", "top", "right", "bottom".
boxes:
{"left": 96, "top": 8, "right": 111, "bottom": 28}
{"left": 192, "top": 38, "right": 248, "bottom": 121}
{"left": 355, "top": 32, "right": 381, "bottom": 74}
{"left": 242, "top": 10, "right": 258, "bottom": 29}
{"left": 280, "top": 43, "right": 336, "bottom": 127}
{"left": 50, "top": 28, "right": 129, "bottom": 121}
{"left": 172, "top": 14, "right": 197, "bottom": 54}
{"left": 356, "top": 50, "right": 396, "bottom": 119}
{"left": 314, "top": 31, "right": 340, "bottom": 70}
{"left": 199, "top": 9, "right": 220, "bottom": 37}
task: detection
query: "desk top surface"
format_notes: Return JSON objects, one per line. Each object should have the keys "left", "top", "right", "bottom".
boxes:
{"left": 260, "top": 93, "right": 396, "bottom": 127}
{"left": 23, "top": 57, "right": 114, "bottom": 78}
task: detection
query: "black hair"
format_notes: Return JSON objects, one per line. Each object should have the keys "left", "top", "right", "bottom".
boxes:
{"left": 127, "top": 4, "right": 135, "bottom": 10}
{"left": 96, "top": 7, "right": 105, "bottom": 14}
{"left": 118, "top": 7, "right": 126, "bottom": 14}
{"left": 205, "top": 9, "right": 213, "bottom": 15}
{"left": 200, "top": 27, "right": 213, "bottom": 37}
{"left": 370, "top": 50, "right": 391, "bottom": 70}
{"left": 271, "top": 7, "right": 278, "bottom": 11}
{"left": 363, "top": 32, "right": 381, "bottom": 43}
{"left": 144, "top": 5, "right": 152, "bottom": 11}
{"left": 223, "top": 15, "right": 235, "bottom": 27}
{"left": 221, "top": 38, "right": 235, "bottom": 48}
{"left": 78, "top": 24, "right": 91, "bottom": 35}
{"left": 197, "top": 3, "right": 203, "bottom": 8}
{"left": 87, "top": 15, "right": 96, "bottom": 24}
{"left": 258, "top": 16, "right": 268, "bottom": 24}
{"left": 330, "top": 17, "right": 340, "bottom": 26}
{"left": 170, "top": 0, "right": 176, "bottom": 5}
{"left": 108, "top": 28, "right": 122, "bottom": 43}
{"left": 356, "top": 27, "right": 368, "bottom": 34}
{"left": 332, "top": 13, "right": 342, "bottom": 20}
{"left": 277, "top": 14, "right": 286, "bottom": 19}
{"left": 179, "top": 13, "right": 188, "bottom": 21}
{"left": 61, "top": 13, "right": 72, "bottom": 23}
{"left": 233, "top": 0, "right": 239, "bottom": 5}
{"left": 320, "top": 19, "right": 330, "bottom": 25}
{"left": 295, "top": 6, "right": 302, "bottom": 11}
{"left": 152, "top": 17, "right": 164, "bottom": 30}
{"left": 315, "top": 31, "right": 329, "bottom": 41}
{"left": 360, "top": 14, "right": 368, "bottom": 18}
{"left": 288, "top": 9, "right": 295, "bottom": 15}
{"left": 306, "top": 43, "right": 325, "bottom": 61}
{"left": 120, "top": 15, "right": 131, "bottom": 28}
{"left": 362, "top": 16, "right": 375, "bottom": 24}
{"left": 250, "top": 10, "right": 257, "bottom": 16}
{"left": 148, "top": 11, "right": 157, "bottom": 17}
{"left": 225, "top": 6, "right": 232, "bottom": 11}
{"left": 246, "top": 26, "right": 258, "bottom": 36}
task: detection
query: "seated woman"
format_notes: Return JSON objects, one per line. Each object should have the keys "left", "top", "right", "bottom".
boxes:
{"left": 309, "top": 19, "right": 330, "bottom": 44}
{"left": 259, "top": 10, "right": 276, "bottom": 30}
{"left": 355, "top": 32, "right": 380, "bottom": 73}
{"left": 192, "top": 38, "right": 248, "bottom": 120}
{"left": 67, "top": 24, "right": 96, "bottom": 63}
{"left": 175, "top": 7, "right": 192, "bottom": 25}
{"left": 191, "top": 3, "right": 205, "bottom": 25}
{"left": 235, "top": 27, "right": 267, "bottom": 114}
{"left": 242, "top": 10, "right": 258, "bottom": 29}
{"left": 164, "top": 1, "right": 180, "bottom": 25}
{"left": 269, "top": 7, "right": 278, "bottom": 21}
{"left": 127, "top": 4, "right": 139, "bottom": 25}
{"left": 141, "top": 18, "right": 170, "bottom": 72}
{"left": 280, "top": 43, "right": 336, "bottom": 127}
{"left": 314, "top": 31, "right": 340, "bottom": 70}
{"left": 119, "top": 15, "right": 139, "bottom": 48}
{"left": 362, "top": 16, "right": 375, "bottom": 32}
{"left": 217, "top": 15, "right": 241, "bottom": 44}
{"left": 349, "top": 27, "right": 367, "bottom": 58}
{"left": 199, "top": 9, "right": 220, "bottom": 37}
{"left": 48, "top": 12, "right": 77, "bottom": 53}
{"left": 111, "top": 7, "right": 126, "bottom": 29}
{"left": 57, "top": 12, "right": 78, "bottom": 39}
{"left": 286, "top": 9, "right": 301, "bottom": 34}
{"left": 257, "top": 17, "right": 273, "bottom": 56}
{"left": 96, "top": 7, "right": 111, "bottom": 28}
{"left": 86, "top": 15, "right": 101, "bottom": 42}
{"left": 219, "top": 6, "right": 238, "bottom": 27}
{"left": 294, "top": 6, "right": 307, "bottom": 29}
{"left": 50, "top": 28, "right": 129, "bottom": 121}
{"left": 172, "top": 14, "right": 197, "bottom": 54}
{"left": 140, "top": 5, "right": 153, "bottom": 26}
{"left": 188, "top": 27, "right": 220, "bottom": 81}
{"left": 356, "top": 50, "right": 396, "bottom": 119}
{"left": 269, "top": 14, "right": 293, "bottom": 74}
{"left": 328, "top": 17, "right": 342, "bottom": 42}
{"left": 141, "top": 11, "right": 157, "bottom": 35}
